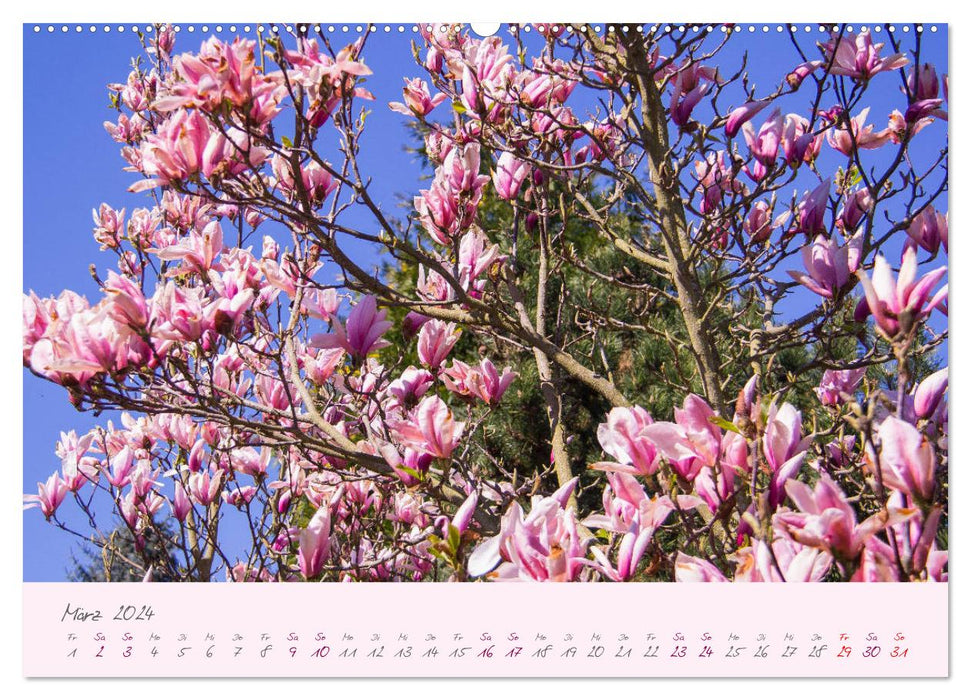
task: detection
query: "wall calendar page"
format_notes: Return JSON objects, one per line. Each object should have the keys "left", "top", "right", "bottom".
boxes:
{"left": 19, "top": 15, "right": 950, "bottom": 683}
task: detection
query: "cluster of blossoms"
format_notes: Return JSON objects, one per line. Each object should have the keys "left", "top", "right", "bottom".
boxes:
{"left": 467, "top": 367, "right": 946, "bottom": 583}
{"left": 24, "top": 269, "right": 523, "bottom": 581}
{"left": 25, "top": 23, "right": 946, "bottom": 584}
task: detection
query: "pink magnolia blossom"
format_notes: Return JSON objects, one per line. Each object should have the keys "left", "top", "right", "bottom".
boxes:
{"left": 856, "top": 247, "right": 947, "bottom": 338}
{"left": 530, "top": 102, "right": 578, "bottom": 140}
{"left": 694, "top": 457, "right": 739, "bottom": 514}
{"left": 786, "top": 60, "right": 823, "bottom": 89}
{"left": 104, "top": 113, "right": 147, "bottom": 144}
{"left": 299, "top": 346, "right": 345, "bottom": 386}
{"left": 467, "top": 478, "right": 589, "bottom": 581}
{"left": 734, "top": 374, "right": 760, "bottom": 420}
{"left": 379, "top": 442, "right": 434, "bottom": 485}
{"left": 837, "top": 188, "right": 873, "bottom": 232}
{"left": 517, "top": 65, "right": 575, "bottom": 108}
{"left": 823, "top": 436, "right": 858, "bottom": 470}
{"left": 394, "top": 396, "right": 465, "bottom": 459}
{"left": 155, "top": 413, "right": 198, "bottom": 450}
{"left": 228, "top": 563, "right": 274, "bottom": 583}
{"left": 271, "top": 154, "right": 337, "bottom": 206}
{"left": 886, "top": 108, "right": 933, "bottom": 145}
{"left": 24, "top": 474, "right": 70, "bottom": 519}
{"left": 819, "top": 30, "right": 908, "bottom": 82}
{"left": 223, "top": 485, "right": 258, "bottom": 508}
{"left": 424, "top": 130, "right": 455, "bottom": 164}
{"left": 29, "top": 302, "right": 142, "bottom": 382}
{"left": 92, "top": 204, "right": 125, "bottom": 249}
{"left": 254, "top": 374, "right": 295, "bottom": 412}
{"left": 298, "top": 505, "right": 333, "bottom": 579}
{"left": 744, "top": 200, "right": 790, "bottom": 243}
{"left": 450, "top": 490, "right": 479, "bottom": 534}
{"left": 763, "top": 402, "right": 810, "bottom": 508}
{"left": 127, "top": 208, "right": 162, "bottom": 248}
{"left": 441, "top": 358, "right": 516, "bottom": 405}
{"left": 576, "top": 117, "right": 629, "bottom": 164}
{"left": 871, "top": 416, "right": 936, "bottom": 500}
{"left": 417, "top": 319, "right": 461, "bottom": 369}
{"left": 852, "top": 500, "right": 946, "bottom": 581}
{"left": 200, "top": 126, "right": 269, "bottom": 179}
{"left": 159, "top": 191, "right": 211, "bottom": 229}
{"left": 530, "top": 102, "right": 579, "bottom": 143}
{"left": 118, "top": 492, "right": 144, "bottom": 532}
{"left": 909, "top": 95, "right": 946, "bottom": 124}
{"left": 725, "top": 100, "right": 769, "bottom": 138}
{"left": 132, "top": 109, "right": 211, "bottom": 191}
{"left": 152, "top": 220, "right": 224, "bottom": 273}
{"left": 695, "top": 149, "right": 747, "bottom": 214}
{"left": 187, "top": 468, "right": 225, "bottom": 506}
{"left": 667, "top": 60, "right": 719, "bottom": 95}
{"left": 583, "top": 472, "right": 701, "bottom": 581}
{"left": 227, "top": 446, "right": 272, "bottom": 479}
{"left": 792, "top": 180, "right": 831, "bottom": 236}
{"left": 23, "top": 291, "right": 54, "bottom": 361}
{"left": 670, "top": 82, "right": 710, "bottom": 126}
{"left": 150, "top": 282, "right": 208, "bottom": 343}
{"left": 458, "top": 228, "right": 503, "bottom": 294}
{"left": 206, "top": 270, "right": 257, "bottom": 336}
{"left": 907, "top": 206, "right": 947, "bottom": 256}
{"left": 386, "top": 367, "right": 436, "bottom": 411}
{"left": 414, "top": 180, "right": 461, "bottom": 245}
{"left": 171, "top": 481, "right": 192, "bottom": 522}
{"left": 301, "top": 288, "right": 340, "bottom": 321}
{"left": 57, "top": 431, "right": 99, "bottom": 492}
{"left": 279, "top": 39, "right": 374, "bottom": 127}
{"left": 31, "top": 308, "right": 152, "bottom": 383}
{"left": 424, "top": 46, "right": 445, "bottom": 74}
{"left": 459, "top": 36, "right": 515, "bottom": 118}
{"left": 742, "top": 109, "right": 783, "bottom": 179}
{"left": 733, "top": 538, "right": 833, "bottom": 582}
{"left": 582, "top": 471, "right": 649, "bottom": 534}
{"left": 187, "top": 439, "right": 207, "bottom": 472}
{"left": 908, "top": 63, "right": 940, "bottom": 101}
{"left": 129, "top": 460, "right": 160, "bottom": 499}
{"left": 639, "top": 395, "right": 722, "bottom": 482}
{"left": 154, "top": 37, "right": 267, "bottom": 113}
{"left": 584, "top": 472, "right": 702, "bottom": 535}
{"left": 780, "top": 114, "right": 822, "bottom": 167}
{"left": 913, "top": 368, "right": 948, "bottom": 421}
{"left": 591, "top": 406, "right": 658, "bottom": 476}
{"left": 389, "top": 77, "right": 447, "bottom": 117}
{"left": 104, "top": 271, "right": 149, "bottom": 329}
{"left": 788, "top": 231, "right": 862, "bottom": 299}
{"left": 492, "top": 152, "right": 530, "bottom": 200}
{"left": 393, "top": 491, "right": 432, "bottom": 527}
{"left": 311, "top": 295, "right": 392, "bottom": 360}
{"left": 815, "top": 368, "right": 866, "bottom": 406}
{"left": 150, "top": 25, "right": 176, "bottom": 63}
{"left": 109, "top": 69, "right": 154, "bottom": 112}
{"left": 435, "top": 491, "right": 478, "bottom": 537}
{"left": 442, "top": 143, "right": 489, "bottom": 194}
{"left": 826, "top": 108, "right": 891, "bottom": 155}
{"left": 774, "top": 475, "right": 917, "bottom": 561}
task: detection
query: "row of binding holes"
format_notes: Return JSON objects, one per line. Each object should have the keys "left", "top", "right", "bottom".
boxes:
{"left": 32, "top": 24, "right": 940, "bottom": 34}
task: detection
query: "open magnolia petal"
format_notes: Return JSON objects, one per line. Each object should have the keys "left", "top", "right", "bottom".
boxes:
{"left": 467, "top": 535, "right": 503, "bottom": 578}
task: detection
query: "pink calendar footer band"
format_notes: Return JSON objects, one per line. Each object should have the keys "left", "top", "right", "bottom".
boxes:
{"left": 23, "top": 582, "right": 947, "bottom": 677}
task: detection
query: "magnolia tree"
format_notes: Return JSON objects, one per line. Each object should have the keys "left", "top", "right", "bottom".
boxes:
{"left": 24, "top": 23, "right": 948, "bottom": 583}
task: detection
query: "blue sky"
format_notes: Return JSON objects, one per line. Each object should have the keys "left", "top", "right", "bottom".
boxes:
{"left": 22, "top": 23, "right": 948, "bottom": 580}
